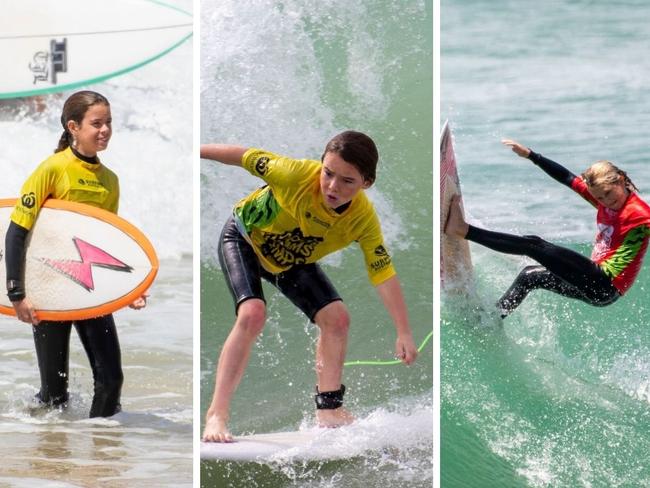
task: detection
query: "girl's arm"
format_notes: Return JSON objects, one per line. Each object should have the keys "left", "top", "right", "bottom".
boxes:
{"left": 375, "top": 275, "right": 418, "bottom": 365}
{"left": 5, "top": 221, "right": 39, "bottom": 324}
{"left": 502, "top": 139, "right": 576, "bottom": 188}
{"left": 200, "top": 144, "right": 248, "bottom": 166}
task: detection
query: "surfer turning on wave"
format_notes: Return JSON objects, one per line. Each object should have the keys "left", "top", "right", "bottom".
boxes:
{"left": 445, "top": 138, "right": 650, "bottom": 317}
{"left": 201, "top": 131, "right": 418, "bottom": 443}
{"left": 4, "top": 91, "right": 147, "bottom": 417}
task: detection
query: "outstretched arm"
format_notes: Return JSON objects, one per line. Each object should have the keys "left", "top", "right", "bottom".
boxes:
{"left": 375, "top": 275, "right": 417, "bottom": 365}
{"left": 200, "top": 144, "right": 248, "bottom": 166}
{"left": 502, "top": 139, "right": 576, "bottom": 188}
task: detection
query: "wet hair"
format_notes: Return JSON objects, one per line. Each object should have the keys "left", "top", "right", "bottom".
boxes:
{"left": 55, "top": 90, "right": 110, "bottom": 153}
{"left": 321, "top": 130, "right": 378, "bottom": 184}
{"left": 582, "top": 160, "right": 639, "bottom": 193}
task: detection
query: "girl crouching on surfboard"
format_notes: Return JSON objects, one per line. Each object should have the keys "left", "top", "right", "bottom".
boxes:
{"left": 201, "top": 131, "right": 418, "bottom": 443}
{"left": 445, "top": 139, "right": 650, "bottom": 317}
{"left": 5, "top": 90, "right": 147, "bottom": 417}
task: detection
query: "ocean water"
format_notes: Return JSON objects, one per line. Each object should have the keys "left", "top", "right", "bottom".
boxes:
{"left": 200, "top": 0, "right": 433, "bottom": 486}
{"left": 0, "top": 1, "right": 193, "bottom": 486}
{"left": 442, "top": 1, "right": 650, "bottom": 486}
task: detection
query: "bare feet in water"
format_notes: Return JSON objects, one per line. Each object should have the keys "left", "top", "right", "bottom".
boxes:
{"left": 202, "top": 415, "right": 234, "bottom": 443}
{"left": 444, "top": 194, "right": 469, "bottom": 238}
{"left": 316, "top": 407, "right": 355, "bottom": 428}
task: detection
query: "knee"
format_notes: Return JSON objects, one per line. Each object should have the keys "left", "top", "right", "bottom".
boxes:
{"left": 518, "top": 265, "right": 546, "bottom": 283}
{"left": 235, "top": 299, "right": 266, "bottom": 337}
{"left": 315, "top": 301, "right": 350, "bottom": 336}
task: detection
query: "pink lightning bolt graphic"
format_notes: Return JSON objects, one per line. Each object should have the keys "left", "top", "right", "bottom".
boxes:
{"left": 42, "top": 237, "right": 133, "bottom": 291}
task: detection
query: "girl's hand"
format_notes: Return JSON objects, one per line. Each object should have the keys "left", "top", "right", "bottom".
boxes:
{"left": 129, "top": 294, "right": 149, "bottom": 310}
{"left": 502, "top": 139, "right": 531, "bottom": 158}
{"left": 12, "top": 298, "right": 40, "bottom": 325}
{"left": 395, "top": 333, "right": 418, "bottom": 365}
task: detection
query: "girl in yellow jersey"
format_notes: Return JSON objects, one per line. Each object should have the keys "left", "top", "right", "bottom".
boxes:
{"left": 201, "top": 131, "right": 418, "bottom": 443}
{"left": 4, "top": 91, "right": 146, "bottom": 417}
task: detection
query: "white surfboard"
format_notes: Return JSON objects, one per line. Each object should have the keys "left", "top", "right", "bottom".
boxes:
{"left": 0, "top": 199, "right": 158, "bottom": 321}
{"left": 200, "top": 430, "right": 321, "bottom": 462}
{"left": 0, "top": 0, "right": 192, "bottom": 99}
{"left": 440, "top": 120, "right": 473, "bottom": 293}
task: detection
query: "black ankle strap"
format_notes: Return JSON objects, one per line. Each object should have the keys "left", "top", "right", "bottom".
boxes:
{"left": 314, "top": 384, "right": 346, "bottom": 410}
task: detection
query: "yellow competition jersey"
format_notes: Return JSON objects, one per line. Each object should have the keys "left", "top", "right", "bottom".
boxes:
{"left": 235, "top": 148, "right": 395, "bottom": 286}
{"left": 11, "top": 147, "right": 119, "bottom": 230}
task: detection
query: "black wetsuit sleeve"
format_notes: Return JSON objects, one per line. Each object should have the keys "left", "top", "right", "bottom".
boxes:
{"left": 5, "top": 221, "right": 29, "bottom": 302}
{"left": 527, "top": 150, "right": 577, "bottom": 188}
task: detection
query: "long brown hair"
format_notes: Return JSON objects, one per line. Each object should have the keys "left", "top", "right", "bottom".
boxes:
{"left": 582, "top": 160, "right": 639, "bottom": 193}
{"left": 55, "top": 91, "right": 110, "bottom": 153}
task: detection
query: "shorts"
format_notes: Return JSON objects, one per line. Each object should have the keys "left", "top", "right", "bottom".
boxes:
{"left": 218, "top": 216, "right": 342, "bottom": 322}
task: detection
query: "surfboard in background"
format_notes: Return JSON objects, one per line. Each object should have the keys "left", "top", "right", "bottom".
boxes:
{"left": 0, "top": 199, "right": 158, "bottom": 321}
{"left": 440, "top": 120, "right": 473, "bottom": 293}
{"left": 0, "top": 0, "right": 192, "bottom": 99}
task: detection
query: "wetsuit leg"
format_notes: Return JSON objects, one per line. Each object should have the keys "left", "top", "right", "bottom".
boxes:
{"left": 218, "top": 217, "right": 265, "bottom": 314}
{"left": 75, "top": 314, "right": 123, "bottom": 418}
{"left": 497, "top": 265, "right": 587, "bottom": 317}
{"left": 466, "top": 225, "right": 619, "bottom": 313}
{"left": 270, "top": 263, "right": 342, "bottom": 322}
{"left": 33, "top": 321, "right": 73, "bottom": 406}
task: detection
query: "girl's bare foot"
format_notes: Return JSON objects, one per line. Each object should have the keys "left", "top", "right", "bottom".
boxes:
{"left": 316, "top": 407, "right": 355, "bottom": 428}
{"left": 202, "top": 415, "right": 234, "bottom": 443}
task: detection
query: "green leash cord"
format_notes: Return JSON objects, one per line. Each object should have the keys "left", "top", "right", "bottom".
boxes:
{"left": 343, "top": 330, "right": 433, "bottom": 367}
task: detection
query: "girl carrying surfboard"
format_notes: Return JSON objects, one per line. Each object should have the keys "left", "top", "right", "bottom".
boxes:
{"left": 445, "top": 138, "right": 650, "bottom": 317}
{"left": 201, "top": 131, "right": 418, "bottom": 443}
{"left": 4, "top": 90, "right": 147, "bottom": 417}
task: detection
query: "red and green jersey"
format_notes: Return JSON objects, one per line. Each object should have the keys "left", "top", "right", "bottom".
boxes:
{"left": 571, "top": 176, "right": 650, "bottom": 294}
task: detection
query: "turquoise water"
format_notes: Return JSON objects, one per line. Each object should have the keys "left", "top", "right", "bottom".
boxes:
{"left": 442, "top": 1, "right": 650, "bottom": 486}
{"left": 201, "top": 0, "right": 433, "bottom": 486}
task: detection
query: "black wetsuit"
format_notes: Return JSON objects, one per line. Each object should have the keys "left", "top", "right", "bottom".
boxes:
{"left": 465, "top": 151, "right": 619, "bottom": 317}
{"left": 5, "top": 148, "right": 123, "bottom": 417}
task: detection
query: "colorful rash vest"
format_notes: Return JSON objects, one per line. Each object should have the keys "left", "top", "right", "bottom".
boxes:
{"left": 11, "top": 147, "right": 119, "bottom": 229}
{"left": 571, "top": 176, "right": 650, "bottom": 294}
{"left": 234, "top": 148, "right": 395, "bottom": 286}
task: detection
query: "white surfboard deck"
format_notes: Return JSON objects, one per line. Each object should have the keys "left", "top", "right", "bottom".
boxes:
{"left": 440, "top": 120, "right": 473, "bottom": 293}
{"left": 200, "top": 429, "right": 321, "bottom": 462}
{"left": 0, "top": 0, "right": 192, "bottom": 99}
{"left": 0, "top": 199, "right": 158, "bottom": 321}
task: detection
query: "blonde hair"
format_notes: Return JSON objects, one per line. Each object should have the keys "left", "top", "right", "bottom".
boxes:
{"left": 582, "top": 160, "right": 638, "bottom": 193}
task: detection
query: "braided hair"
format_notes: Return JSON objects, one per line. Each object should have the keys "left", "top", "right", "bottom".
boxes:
{"left": 55, "top": 91, "right": 110, "bottom": 153}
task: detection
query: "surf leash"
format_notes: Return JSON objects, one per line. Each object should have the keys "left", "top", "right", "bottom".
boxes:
{"left": 343, "top": 330, "right": 433, "bottom": 367}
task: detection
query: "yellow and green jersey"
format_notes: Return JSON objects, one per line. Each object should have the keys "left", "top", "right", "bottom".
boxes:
{"left": 234, "top": 148, "right": 395, "bottom": 286}
{"left": 11, "top": 147, "right": 119, "bottom": 230}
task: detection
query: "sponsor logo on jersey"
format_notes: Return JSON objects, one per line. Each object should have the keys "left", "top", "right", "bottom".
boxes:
{"left": 260, "top": 228, "right": 323, "bottom": 267}
{"left": 592, "top": 223, "right": 614, "bottom": 260}
{"left": 21, "top": 192, "right": 36, "bottom": 209}
{"left": 305, "top": 211, "right": 331, "bottom": 229}
{"left": 77, "top": 178, "right": 104, "bottom": 188}
{"left": 255, "top": 157, "right": 270, "bottom": 175}
{"left": 374, "top": 245, "right": 388, "bottom": 257}
{"left": 370, "top": 244, "right": 392, "bottom": 271}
